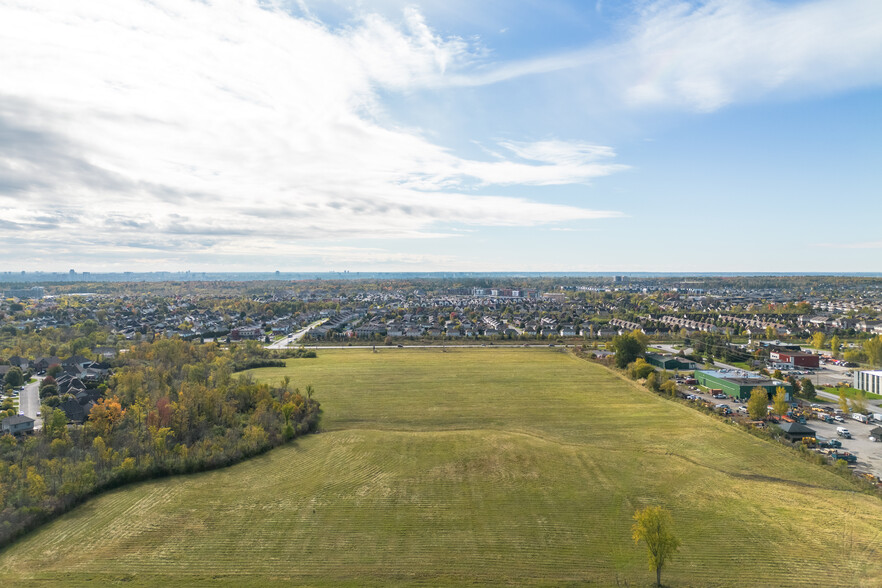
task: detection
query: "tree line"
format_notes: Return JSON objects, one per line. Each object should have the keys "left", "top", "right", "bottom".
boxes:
{"left": 0, "top": 338, "right": 320, "bottom": 548}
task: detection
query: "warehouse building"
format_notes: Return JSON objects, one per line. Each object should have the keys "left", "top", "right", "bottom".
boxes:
{"left": 694, "top": 370, "right": 793, "bottom": 400}
{"left": 645, "top": 353, "right": 698, "bottom": 370}
{"left": 854, "top": 371, "right": 882, "bottom": 395}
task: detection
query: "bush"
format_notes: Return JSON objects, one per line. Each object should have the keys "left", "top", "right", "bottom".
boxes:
{"left": 629, "top": 359, "right": 654, "bottom": 380}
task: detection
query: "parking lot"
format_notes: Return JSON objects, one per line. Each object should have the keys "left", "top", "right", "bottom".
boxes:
{"left": 807, "top": 417, "right": 882, "bottom": 476}
{"left": 677, "top": 380, "right": 882, "bottom": 480}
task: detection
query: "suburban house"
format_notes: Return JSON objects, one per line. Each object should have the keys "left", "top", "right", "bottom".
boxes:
{"left": 1, "top": 415, "right": 35, "bottom": 436}
{"left": 59, "top": 398, "right": 95, "bottom": 424}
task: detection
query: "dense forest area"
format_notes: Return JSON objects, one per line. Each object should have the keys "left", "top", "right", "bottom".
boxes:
{"left": 0, "top": 339, "right": 320, "bottom": 548}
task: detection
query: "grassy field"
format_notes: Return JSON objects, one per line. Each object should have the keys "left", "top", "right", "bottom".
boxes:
{"left": 2, "top": 348, "right": 882, "bottom": 586}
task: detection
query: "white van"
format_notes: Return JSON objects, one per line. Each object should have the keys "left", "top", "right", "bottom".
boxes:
{"left": 852, "top": 413, "right": 869, "bottom": 424}
{"left": 837, "top": 427, "right": 852, "bottom": 438}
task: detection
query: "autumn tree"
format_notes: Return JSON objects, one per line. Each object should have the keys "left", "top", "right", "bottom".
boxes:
{"left": 829, "top": 335, "right": 841, "bottom": 358}
{"left": 811, "top": 332, "right": 826, "bottom": 351}
{"left": 26, "top": 467, "right": 47, "bottom": 502}
{"left": 747, "top": 387, "right": 769, "bottom": 420}
{"left": 87, "top": 396, "right": 125, "bottom": 438}
{"left": 864, "top": 336, "right": 882, "bottom": 367}
{"left": 838, "top": 390, "right": 849, "bottom": 414}
{"left": 280, "top": 398, "right": 304, "bottom": 439}
{"left": 850, "top": 390, "right": 867, "bottom": 414}
{"left": 42, "top": 408, "right": 69, "bottom": 440}
{"left": 632, "top": 505, "right": 681, "bottom": 587}
{"left": 773, "top": 386, "right": 789, "bottom": 416}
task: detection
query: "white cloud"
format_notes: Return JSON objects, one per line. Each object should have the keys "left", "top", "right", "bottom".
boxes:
{"left": 0, "top": 0, "right": 623, "bottom": 268}
{"left": 449, "top": 0, "right": 882, "bottom": 111}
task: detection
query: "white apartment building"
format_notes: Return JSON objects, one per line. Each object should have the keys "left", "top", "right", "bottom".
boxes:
{"left": 854, "top": 370, "right": 882, "bottom": 395}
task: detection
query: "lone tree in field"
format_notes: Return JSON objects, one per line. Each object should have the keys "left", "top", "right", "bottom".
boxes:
{"left": 632, "top": 505, "right": 681, "bottom": 587}
{"left": 747, "top": 387, "right": 768, "bottom": 420}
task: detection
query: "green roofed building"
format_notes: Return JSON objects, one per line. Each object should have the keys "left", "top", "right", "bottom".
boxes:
{"left": 694, "top": 370, "right": 793, "bottom": 400}
{"left": 645, "top": 353, "right": 698, "bottom": 371}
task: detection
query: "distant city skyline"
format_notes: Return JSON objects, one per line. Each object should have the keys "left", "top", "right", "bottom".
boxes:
{"left": 1, "top": 0, "right": 881, "bottom": 272}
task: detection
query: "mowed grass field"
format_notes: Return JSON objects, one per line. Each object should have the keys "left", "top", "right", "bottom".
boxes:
{"left": 2, "top": 348, "right": 882, "bottom": 586}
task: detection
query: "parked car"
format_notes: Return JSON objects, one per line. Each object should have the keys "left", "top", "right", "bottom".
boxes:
{"left": 837, "top": 427, "right": 852, "bottom": 438}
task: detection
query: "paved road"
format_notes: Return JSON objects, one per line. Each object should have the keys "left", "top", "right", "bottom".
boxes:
{"left": 288, "top": 343, "right": 573, "bottom": 350}
{"left": 266, "top": 318, "right": 329, "bottom": 349}
{"left": 19, "top": 378, "right": 43, "bottom": 430}
{"left": 653, "top": 343, "right": 692, "bottom": 355}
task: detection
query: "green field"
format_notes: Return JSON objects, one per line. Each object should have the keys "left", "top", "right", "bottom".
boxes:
{"left": 820, "top": 385, "right": 882, "bottom": 401}
{"left": 2, "top": 348, "right": 882, "bottom": 586}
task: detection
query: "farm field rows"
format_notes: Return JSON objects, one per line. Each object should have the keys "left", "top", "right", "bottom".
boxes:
{"left": 1, "top": 348, "right": 882, "bottom": 586}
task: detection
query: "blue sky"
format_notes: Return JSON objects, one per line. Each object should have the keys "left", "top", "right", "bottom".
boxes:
{"left": 1, "top": 0, "right": 880, "bottom": 272}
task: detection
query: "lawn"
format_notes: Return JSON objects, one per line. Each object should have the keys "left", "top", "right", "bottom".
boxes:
{"left": 820, "top": 385, "right": 882, "bottom": 401}
{"left": 1, "top": 348, "right": 882, "bottom": 586}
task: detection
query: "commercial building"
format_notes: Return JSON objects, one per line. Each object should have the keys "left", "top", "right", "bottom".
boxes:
{"left": 758, "top": 340, "right": 801, "bottom": 351}
{"left": 694, "top": 370, "right": 793, "bottom": 400}
{"left": 854, "top": 371, "right": 882, "bottom": 395}
{"left": 779, "top": 422, "right": 816, "bottom": 442}
{"left": 645, "top": 353, "right": 697, "bottom": 371}
{"left": 768, "top": 350, "right": 819, "bottom": 369}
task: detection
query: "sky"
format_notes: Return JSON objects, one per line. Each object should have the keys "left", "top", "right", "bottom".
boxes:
{"left": 1, "top": 0, "right": 881, "bottom": 273}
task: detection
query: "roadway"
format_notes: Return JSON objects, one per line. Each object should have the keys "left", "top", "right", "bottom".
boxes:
{"left": 284, "top": 343, "right": 573, "bottom": 350}
{"left": 18, "top": 377, "right": 43, "bottom": 430}
{"left": 266, "top": 318, "right": 329, "bottom": 349}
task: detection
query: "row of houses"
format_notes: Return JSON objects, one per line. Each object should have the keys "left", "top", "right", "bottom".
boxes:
{"left": 798, "top": 315, "right": 882, "bottom": 334}
{"left": 717, "top": 314, "right": 787, "bottom": 333}
{"left": 656, "top": 315, "right": 730, "bottom": 334}
{"left": 609, "top": 318, "right": 642, "bottom": 332}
